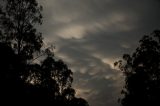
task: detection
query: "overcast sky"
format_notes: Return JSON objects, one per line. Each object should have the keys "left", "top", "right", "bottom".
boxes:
{"left": 38, "top": 0, "right": 160, "bottom": 106}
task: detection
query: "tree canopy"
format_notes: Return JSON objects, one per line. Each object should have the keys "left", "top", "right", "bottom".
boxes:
{"left": 115, "top": 30, "right": 160, "bottom": 106}
{"left": 0, "top": 0, "right": 89, "bottom": 106}
{"left": 0, "top": 0, "right": 43, "bottom": 60}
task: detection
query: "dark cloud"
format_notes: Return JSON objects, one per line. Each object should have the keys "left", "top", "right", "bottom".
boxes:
{"left": 52, "top": 36, "right": 124, "bottom": 106}
{"left": 37, "top": 0, "right": 160, "bottom": 106}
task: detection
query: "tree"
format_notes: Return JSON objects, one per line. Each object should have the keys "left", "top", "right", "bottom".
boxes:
{"left": 0, "top": 0, "right": 43, "bottom": 92}
{"left": 0, "top": 0, "right": 43, "bottom": 60}
{"left": 0, "top": 0, "right": 89, "bottom": 105}
{"left": 115, "top": 30, "right": 160, "bottom": 106}
{"left": 0, "top": 0, "right": 43, "bottom": 95}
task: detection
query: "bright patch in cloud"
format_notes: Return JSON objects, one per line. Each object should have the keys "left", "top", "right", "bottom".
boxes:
{"left": 121, "top": 43, "right": 131, "bottom": 49}
{"left": 56, "top": 25, "right": 86, "bottom": 39}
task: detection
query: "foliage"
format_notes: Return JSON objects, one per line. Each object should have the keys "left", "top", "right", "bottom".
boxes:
{"left": 0, "top": 0, "right": 89, "bottom": 106}
{"left": 115, "top": 30, "right": 160, "bottom": 106}
{"left": 0, "top": 0, "right": 43, "bottom": 60}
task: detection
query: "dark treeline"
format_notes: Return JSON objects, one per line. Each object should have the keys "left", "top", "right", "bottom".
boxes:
{"left": 0, "top": 0, "right": 89, "bottom": 106}
{"left": 115, "top": 30, "right": 160, "bottom": 106}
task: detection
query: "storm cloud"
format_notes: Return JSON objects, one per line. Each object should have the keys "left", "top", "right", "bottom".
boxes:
{"left": 37, "top": 0, "right": 160, "bottom": 106}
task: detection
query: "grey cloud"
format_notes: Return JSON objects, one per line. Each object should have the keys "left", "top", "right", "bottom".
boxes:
{"left": 53, "top": 37, "right": 124, "bottom": 106}
{"left": 73, "top": 68, "right": 123, "bottom": 106}
{"left": 37, "top": 0, "right": 160, "bottom": 106}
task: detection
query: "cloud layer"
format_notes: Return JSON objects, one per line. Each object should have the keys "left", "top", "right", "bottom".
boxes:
{"left": 38, "top": 0, "right": 160, "bottom": 106}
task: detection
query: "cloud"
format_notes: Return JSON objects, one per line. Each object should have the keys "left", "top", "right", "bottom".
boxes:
{"left": 73, "top": 69, "right": 123, "bottom": 106}
{"left": 52, "top": 38, "right": 124, "bottom": 106}
{"left": 37, "top": 0, "right": 160, "bottom": 106}
{"left": 56, "top": 25, "right": 86, "bottom": 39}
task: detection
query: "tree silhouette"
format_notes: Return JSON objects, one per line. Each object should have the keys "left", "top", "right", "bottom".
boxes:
{"left": 0, "top": 0, "right": 43, "bottom": 60}
{"left": 115, "top": 30, "right": 160, "bottom": 106}
{"left": 0, "top": 0, "right": 89, "bottom": 105}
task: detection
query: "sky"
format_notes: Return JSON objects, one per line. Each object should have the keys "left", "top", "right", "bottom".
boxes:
{"left": 38, "top": 0, "right": 160, "bottom": 106}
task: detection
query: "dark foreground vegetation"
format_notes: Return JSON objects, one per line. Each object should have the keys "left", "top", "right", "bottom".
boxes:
{"left": 0, "top": 0, "right": 89, "bottom": 106}
{"left": 115, "top": 30, "right": 160, "bottom": 106}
